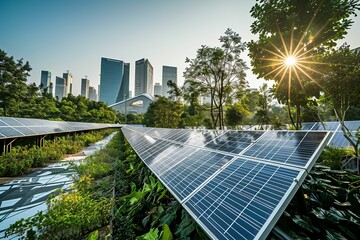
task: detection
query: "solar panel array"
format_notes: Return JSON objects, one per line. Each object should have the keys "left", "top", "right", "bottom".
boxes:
{"left": 301, "top": 121, "right": 360, "bottom": 148}
{"left": 0, "top": 117, "right": 119, "bottom": 139}
{"left": 122, "top": 126, "right": 331, "bottom": 240}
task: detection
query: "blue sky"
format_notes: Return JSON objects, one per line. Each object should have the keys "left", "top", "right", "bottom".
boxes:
{"left": 0, "top": 0, "right": 359, "bottom": 96}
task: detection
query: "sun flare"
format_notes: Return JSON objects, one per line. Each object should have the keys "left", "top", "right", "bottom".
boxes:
{"left": 285, "top": 56, "right": 297, "bottom": 66}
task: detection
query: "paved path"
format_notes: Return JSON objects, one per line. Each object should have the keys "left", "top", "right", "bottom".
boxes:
{"left": 0, "top": 133, "right": 116, "bottom": 239}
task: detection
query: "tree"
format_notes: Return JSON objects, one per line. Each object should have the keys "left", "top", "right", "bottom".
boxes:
{"left": 225, "top": 103, "right": 247, "bottom": 128}
{"left": 248, "top": 0, "right": 360, "bottom": 129}
{"left": 319, "top": 44, "right": 360, "bottom": 155}
{"left": 143, "top": 97, "right": 184, "bottom": 128}
{"left": 184, "top": 28, "right": 248, "bottom": 129}
{"left": 254, "top": 83, "right": 272, "bottom": 128}
{"left": 0, "top": 49, "right": 32, "bottom": 116}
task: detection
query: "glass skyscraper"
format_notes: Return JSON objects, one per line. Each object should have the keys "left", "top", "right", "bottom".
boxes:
{"left": 63, "top": 71, "right": 73, "bottom": 95}
{"left": 162, "top": 66, "right": 177, "bottom": 97}
{"left": 99, "top": 57, "right": 129, "bottom": 105}
{"left": 135, "top": 58, "right": 153, "bottom": 96}
{"left": 55, "top": 76, "right": 66, "bottom": 101}
{"left": 81, "top": 78, "right": 90, "bottom": 98}
{"left": 40, "top": 71, "right": 51, "bottom": 93}
{"left": 154, "top": 83, "right": 162, "bottom": 96}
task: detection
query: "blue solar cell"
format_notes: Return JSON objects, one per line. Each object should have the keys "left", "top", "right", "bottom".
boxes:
{"left": 1, "top": 118, "right": 23, "bottom": 126}
{"left": 205, "top": 131, "right": 264, "bottom": 154}
{"left": 301, "top": 122, "right": 315, "bottom": 130}
{"left": 15, "top": 127, "right": 38, "bottom": 135}
{"left": 312, "top": 122, "right": 339, "bottom": 131}
{"left": 0, "top": 120, "right": 8, "bottom": 127}
{"left": 243, "top": 131, "right": 327, "bottom": 168}
{"left": 160, "top": 150, "right": 233, "bottom": 200}
{"left": 344, "top": 121, "right": 360, "bottom": 132}
{"left": 0, "top": 127, "right": 24, "bottom": 137}
{"left": 184, "top": 158, "right": 301, "bottom": 240}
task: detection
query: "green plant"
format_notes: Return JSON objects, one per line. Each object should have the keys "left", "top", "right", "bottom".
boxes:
{"left": 318, "top": 146, "right": 352, "bottom": 169}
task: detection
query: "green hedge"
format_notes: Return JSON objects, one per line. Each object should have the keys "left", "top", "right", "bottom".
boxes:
{"left": 0, "top": 129, "right": 113, "bottom": 177}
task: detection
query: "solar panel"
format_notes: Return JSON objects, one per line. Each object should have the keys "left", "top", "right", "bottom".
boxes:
{"left": 0, "top": 117, "right": 119, "bottom": 139}
{"left": 184, "top": 159, "right": 302, "bottom": 240}
{"left": 122, "top": 126, "right": 331, "bottom": 240}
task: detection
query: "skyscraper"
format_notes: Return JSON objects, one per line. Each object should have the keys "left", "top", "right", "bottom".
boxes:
{"left": 81, "top": 77, "right": 90, "bottom": 98}
{"left": 135, "top": 58, "right": 153, "bottom": 96}
{"left": 63, "top": 71, "right": 73, "bottom": 95}
{"left": 40, "top": 70, "right": 52, "bottom": 94}
{"left": 162, "top": 66, "right": 177, "bottom": 97}
{"left": 99, "top": 57, "right": 130, "bottom": 105}
{"left": 89, "top": 86, "right": 97, "bottom": 101}
{"left": 55, "top": 76, "right": 66, "bottom": 101}
{"left": 154, "top": 83, "right": 162, "bottom": 96}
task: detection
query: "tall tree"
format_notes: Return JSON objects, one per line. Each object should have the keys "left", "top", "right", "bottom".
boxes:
{"left": 248, "top": 0, "right": 359, "bottom": 129}
{"left": 0, "top": 49, "right": 32, "bottom": 116}
{"left": 319, "top": 44, "right": 360, "bottom": 155}
{"left": 184, "top": 28, "right": 248, "bottom": 129}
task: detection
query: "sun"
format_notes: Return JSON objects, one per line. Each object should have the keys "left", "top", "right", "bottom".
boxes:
{"left": 285, "top": 56, "right": 297, "bottom": 66}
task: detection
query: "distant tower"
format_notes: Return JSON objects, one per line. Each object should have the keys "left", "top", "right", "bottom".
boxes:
{"left": 40, "top": 70, "right": 52, "bottom": 94}
{"left": 81, "top": 76, "right": 90, "bottom": 98}
{"left": 162, "top": 66, "right": 177, "bottom": 97}
{"left": 135, "top": 58, "right": 153, "bottom": 96}
{"left": 63, "top": 71, "right": 73, "bottom": 95}
{"left": 55, "top": 76, "right": 66, "bottom": 101}
{"left": 88, "top": 86, "right": 97, "bottom": 101}
{"left": 154, "top": 83, "right": 162, "bottom": 96}
{"left": 99, "top": 57, "right": 129, "bottom": 105}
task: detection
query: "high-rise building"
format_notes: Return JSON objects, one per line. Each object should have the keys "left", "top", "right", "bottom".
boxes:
{"left": 162, "top": 66, "right": 177, "bottom": 97}
{"left": 117, "top": 63, "right": 130, "bottom": 102}
{"left": 63, "top": 71, "right": 73, "bottom": 95}
{"left": 40, "top": 71, "right": 52, "bottom": 94}
{"left": 99, "top": 57, "right": 130, "bottom": 105}
{"left": 154, "top": 83, "right": 162, "bottom": 96}
{"left": 81, "top": 77, "right": 90, "bottom": 98}
{"left": 89, "top": 86, "right": 97, "bottom": 101}
{"left": 135, "top": 58, "right": 153, "bottom": 96}
{"left": 55, "top": 77, "right": 66, "bottom": 101}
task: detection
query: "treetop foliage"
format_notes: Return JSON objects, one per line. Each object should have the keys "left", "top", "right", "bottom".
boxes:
{"left": 0, "top": 49, "right": 118, "bottom": 123}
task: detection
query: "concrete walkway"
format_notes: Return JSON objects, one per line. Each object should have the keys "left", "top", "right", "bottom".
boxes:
{"left": 0, "top": 132, "right": 116, "bottom": 239}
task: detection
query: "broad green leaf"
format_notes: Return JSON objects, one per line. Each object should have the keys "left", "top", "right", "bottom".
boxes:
{"left": 143, "top": 228, "right": 159, "bottom": 240}
{"left": 161, "top": 224, "right": 173, "bottom": 240}
{"left": 85, "top": 230, "right": 98, "bottom": 240}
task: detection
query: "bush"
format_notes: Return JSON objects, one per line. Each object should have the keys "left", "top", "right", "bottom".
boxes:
{"left": 0, "top": 147, "right": 33, "bottom": 176}
{"left": 318, "top": 146, "right": 352, "bottom": 169}
{"left": 0, "top": 129, "right": 115, "bottom": 177}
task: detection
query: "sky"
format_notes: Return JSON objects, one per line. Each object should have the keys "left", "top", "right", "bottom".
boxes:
{"left": 0, "top": 0, "right": 359, "bottom": 97}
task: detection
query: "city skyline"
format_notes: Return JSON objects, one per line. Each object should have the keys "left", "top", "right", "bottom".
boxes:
{"left": 0, "top": 0, "right": 359, "bottom": 96}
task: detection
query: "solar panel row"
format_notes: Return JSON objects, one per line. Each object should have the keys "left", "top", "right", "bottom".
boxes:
{"left": 0, "top": 117, "right": 118, "bottom": 139}
{"left": 122, "top": 126, "right": 330, "bottom": 240}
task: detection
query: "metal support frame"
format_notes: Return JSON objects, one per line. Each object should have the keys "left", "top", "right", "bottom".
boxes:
{"left": 72, "top": 132, "right": 76, "bottom": 141}
{"left": 36, "top": 135, "right": 47, "bottom": 147}
{"left": 1, "top": 138, "right": 16, "bottom": 155}
{"left": 294, "top": 186, "right": 309, "bottom": 215}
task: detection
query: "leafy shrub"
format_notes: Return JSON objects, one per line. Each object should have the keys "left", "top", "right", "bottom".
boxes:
{"left": 6, "top": 191, "right": 111, "bottom": 240}
{"left": 318, "top": 146, "right": 352, "bottom": 169}
{"left": 0, "top": 147, "right": 33, "bottom": 176}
